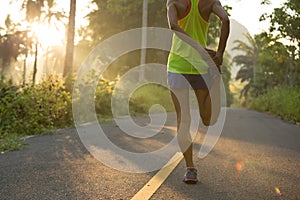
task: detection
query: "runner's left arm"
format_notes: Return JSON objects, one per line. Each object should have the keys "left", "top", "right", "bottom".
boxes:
{"left": 212, "top": 1, "right": 230, "bottom": 66}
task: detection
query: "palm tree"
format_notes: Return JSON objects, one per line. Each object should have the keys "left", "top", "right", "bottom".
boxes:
{"left": 0, "top": 15, "right": 27, "bottom": 77}
{"left": 63, "top": 0, "right": 76, "bottom": 78}
{"left": 232, "top": 33, "right": 259, "bottom": 98}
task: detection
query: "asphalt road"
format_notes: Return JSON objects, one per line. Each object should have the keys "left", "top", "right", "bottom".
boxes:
{"left": 0, "top": 108, "right": 299, "bottom": 200}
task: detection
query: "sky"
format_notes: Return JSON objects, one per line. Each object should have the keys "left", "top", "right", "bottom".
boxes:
{"left": 222, "top": 0, "right": 286, "bottom": 35}
{"left": 0, "top": 0, "right": 96, "bottom": 46}
{"left": 0, "top": 0, "right": 95, "bottom": 30}
{"left": 0, "top": 0, "right": 287, "bottom": 40}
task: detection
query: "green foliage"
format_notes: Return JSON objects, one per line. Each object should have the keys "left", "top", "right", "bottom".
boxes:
{"left": 259, "top": 0, "right": 300, "bottom": 88}
{"left": 0, "top": 76, "right": 73, "bottom": 152}
{"left": 207, "top": 5, "right": 232, "bottom": 47}
{"left": 248, "top": 86, "right": 300, "bottom": 123}
{"left": 233, "top": 32, "right": 294, "bottom": 99}
{"left": 221, "top": 53, "right": 234, "bottom": 106}
{"left": 88, "top": 0, "right": 167, "bottom": 43}
{"left": 265, "top": 0, "right": 300, "bottom": 45}
{"left": 95, "top": 79, "right": 115, "bottom": 118}
{"left": 129, "top": 84, "right": 174, "bottom": 114}
{"left": 0, "top": 134, "right": 24, "bottom": 152}
{"left": 232, "top": 33, "right": 258, "bottom": 98}
{"left": 234, "top": 1, "right": 300, "bottom": 109}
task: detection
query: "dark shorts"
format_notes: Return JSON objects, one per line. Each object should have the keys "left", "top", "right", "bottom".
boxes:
{"left": 168, "top": 72, "right": 213, "bottom": 90}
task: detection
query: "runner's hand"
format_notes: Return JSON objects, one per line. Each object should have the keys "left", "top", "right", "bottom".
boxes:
{"left": 212, "top": 51, "right": 223, "bottom": 66}
{"left": 205, "top": 48, "right": 222, "bottom": 67}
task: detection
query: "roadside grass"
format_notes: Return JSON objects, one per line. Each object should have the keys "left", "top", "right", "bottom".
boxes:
{"left": 129, "top": 84, "right": 174, "bottom": 114}
{"left": 248, "top": 86, "right": 300, "bottom": 124}
{"left": 0, "top": 133, "right": 24, "bottom": 152}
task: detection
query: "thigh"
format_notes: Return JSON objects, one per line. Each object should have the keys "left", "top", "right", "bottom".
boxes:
{"left": 194, "top": 78, "right": 221, "bottom": 125}
{"left": 170, "top": 89, "right": 190, "bottom": 124}
{"left": 194, "top": 89, "right": 210, "bottom": 112}
{"left": 194, "top": 76, "right": 221, "bottom": 111}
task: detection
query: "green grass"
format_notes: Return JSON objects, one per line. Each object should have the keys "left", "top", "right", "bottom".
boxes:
{"left": 248, "top": 86, "right": 300, "bottom": 123}
{"left": 0, "top": 133, "right": 24, "bottom": 152}
{"left": 129, "top": 84, "right": 175, "bottom": 114}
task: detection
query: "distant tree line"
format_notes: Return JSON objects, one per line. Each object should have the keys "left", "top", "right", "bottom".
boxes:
{"left": 232, "top": 0, "right": 299, "bottom": 102}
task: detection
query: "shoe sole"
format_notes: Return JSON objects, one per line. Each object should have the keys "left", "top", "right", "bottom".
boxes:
{"left": 183, "top": 178, "right": 198, "bottom": 184}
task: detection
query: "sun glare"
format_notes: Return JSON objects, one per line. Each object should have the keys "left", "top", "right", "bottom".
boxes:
{"left": 31, "top": 22, "right": 66, "bottom": 48}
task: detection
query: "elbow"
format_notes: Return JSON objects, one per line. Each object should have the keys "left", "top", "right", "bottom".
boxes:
{"left": 169, "top": 23, "right": 176, "bottom": 31}
{"left": 221, "top": 16, "right": 230, "bottom": 34}
{"left": 168, "top": 21, "right": 179, "bottom": 31}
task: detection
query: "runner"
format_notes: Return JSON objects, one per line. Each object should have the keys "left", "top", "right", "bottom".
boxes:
{"left": 166, "top": 0, "right": 230, "bottom": 184}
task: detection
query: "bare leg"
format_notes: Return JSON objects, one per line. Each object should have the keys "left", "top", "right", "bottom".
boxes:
{"left": 194, "top": 76, "right": 221, "bottom": 126}
{"left": 170, "top": 89, "right": 194, "bottom": 167}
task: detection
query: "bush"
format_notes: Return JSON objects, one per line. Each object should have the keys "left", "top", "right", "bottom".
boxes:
{"left": 248, "top": 86, "right": 300, "bottom": 123}
{"left": 95, "top": 79, "right": 115, "bottom": 118}
{"left": 0, "top": 76, "right": 73, "bottom": 151}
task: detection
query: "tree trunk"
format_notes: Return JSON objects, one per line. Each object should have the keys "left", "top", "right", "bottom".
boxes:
{"left": 23, "top": 56, "right": 27, "bottom": 86}
{"left": 32, "top": 41, "right": 38, "bottom": 86}
{"left": 139, "top": 0, "right": 148, "bottom": 81}
{"left": 63, "top": 0, "right": 76, "bottom": 77}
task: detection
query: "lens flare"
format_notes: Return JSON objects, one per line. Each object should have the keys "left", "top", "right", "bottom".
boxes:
{"left": 235, "top": 161, "right": 244, "bottom": 172}
{"left": 275, "top": 187, "right": 282, "bottom": 196}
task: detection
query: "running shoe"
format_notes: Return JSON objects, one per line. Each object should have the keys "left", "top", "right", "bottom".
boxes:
{"left": 183, "top": 167, "right": 198, "bottom": 184}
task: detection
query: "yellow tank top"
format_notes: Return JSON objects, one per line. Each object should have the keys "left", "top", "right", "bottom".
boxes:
{"left": 167, "top": 0, "right": 210, "bottom": 74}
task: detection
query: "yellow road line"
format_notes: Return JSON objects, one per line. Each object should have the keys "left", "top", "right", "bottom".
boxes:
{"left": 131, "top": 152, "right": 183, "bottom": 200}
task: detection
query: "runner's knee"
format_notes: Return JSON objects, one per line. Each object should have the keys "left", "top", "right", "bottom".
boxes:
{"left": 201, "top": 115, "right": 217, "bottom": 126}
